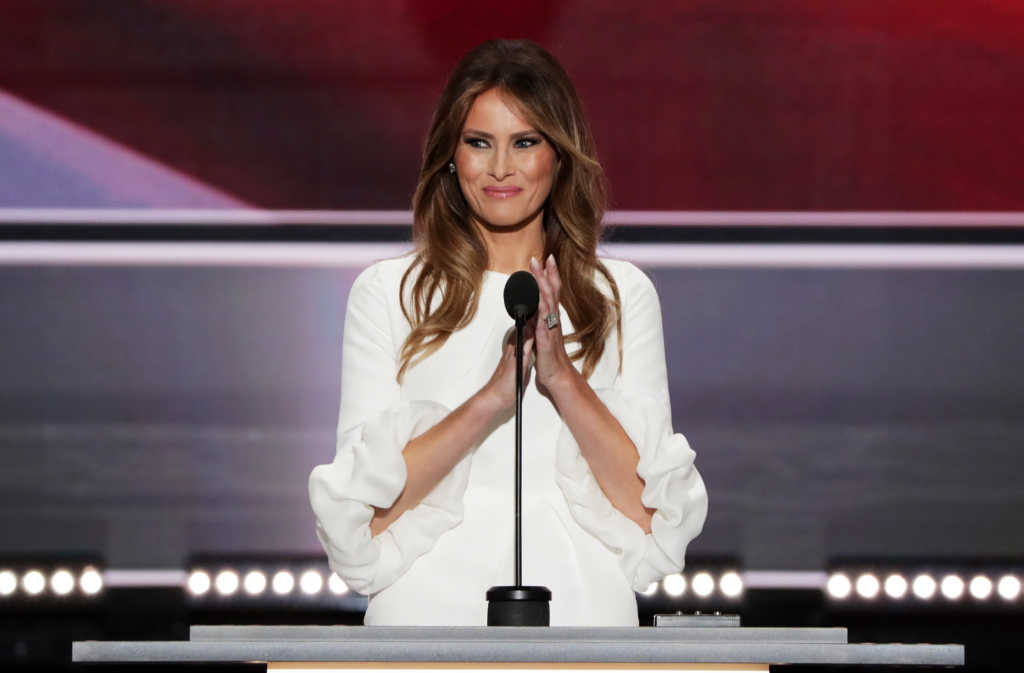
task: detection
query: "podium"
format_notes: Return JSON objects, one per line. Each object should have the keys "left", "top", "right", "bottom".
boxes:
{"left": 73, "top": 623, "right": 964, "bottom": 672}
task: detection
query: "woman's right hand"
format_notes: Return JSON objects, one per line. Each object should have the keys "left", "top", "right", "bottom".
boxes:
{"left": 481, "top": 332, "right": 535, "bottom": 415}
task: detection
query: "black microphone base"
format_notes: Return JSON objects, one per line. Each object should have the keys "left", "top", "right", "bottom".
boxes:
{"left": 486, "top": 586, "right": 552, "bottom": 626}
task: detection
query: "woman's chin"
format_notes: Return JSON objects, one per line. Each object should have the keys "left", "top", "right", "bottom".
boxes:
{"left": 472, "top": 208, "right": 544, "bottom": 231}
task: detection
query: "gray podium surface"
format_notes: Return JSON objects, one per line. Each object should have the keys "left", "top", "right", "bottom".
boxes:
{"left": 72, "top": 626, "right": 965, "bottom": 667}
{"left": 189, "top": 625, "right": 849, "bottom": 643}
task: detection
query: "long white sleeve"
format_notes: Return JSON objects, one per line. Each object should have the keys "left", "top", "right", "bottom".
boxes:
{"left": 554, "top": 263, "right": 708, "bottom": 592}
{"left": 308, "top": 262, "right": 472, "bottom": 595}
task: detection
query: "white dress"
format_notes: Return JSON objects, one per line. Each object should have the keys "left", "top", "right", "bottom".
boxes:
{"left": 308, "top": 251, "right": 708, "bottom": 626}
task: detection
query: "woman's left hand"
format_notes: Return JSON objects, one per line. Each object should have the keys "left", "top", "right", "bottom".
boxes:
{"left": 528, "top": 254, "right": 578, "bottom": 392}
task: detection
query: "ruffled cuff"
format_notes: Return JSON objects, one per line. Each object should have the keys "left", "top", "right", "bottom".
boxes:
{"left": 555, "top": 387, "right": 708, "bottom": 592}
{"left": 308, "top": 399, "right": 468, "bottom": 595}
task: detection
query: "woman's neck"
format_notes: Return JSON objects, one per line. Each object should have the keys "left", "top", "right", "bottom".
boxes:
{"left": 474, "top": 213, "right": 546, "bottom": 275}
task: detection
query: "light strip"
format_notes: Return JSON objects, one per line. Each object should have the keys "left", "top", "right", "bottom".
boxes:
{"left": 0, "top": 208, "right": 1023, "bottom": 226}
{"left": 605, "top": 211, "right": 1024, "bottom": 227}
{"left": 615, "top": 243, "right": 1024, "bottom": 268}
{"left": 24, "top": 567, "right": 1014, "bottom": 599}
{"left": 3, "top": 241, "right": 1024, "bottom": 268}
{"left": 0, "top": 242, "right": 408, "bottom": 267}
{"left": 96, "top": 569, "right": 824, "bottom": 590}
{"left": 0, "top": 209, "right": 410, "bottom": 225}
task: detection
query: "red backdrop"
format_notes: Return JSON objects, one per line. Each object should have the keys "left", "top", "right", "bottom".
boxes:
{"left": 2, "top": 0, "right": 1022, "bottom": 209}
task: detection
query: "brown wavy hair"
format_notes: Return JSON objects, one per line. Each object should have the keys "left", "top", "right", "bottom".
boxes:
{"left": 396, "top": 38, "right": 623, "bottom": 383}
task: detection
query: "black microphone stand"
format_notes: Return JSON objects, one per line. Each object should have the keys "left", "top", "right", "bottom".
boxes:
{"left": 487, "top": 272, "right": 551, "bottom": 626}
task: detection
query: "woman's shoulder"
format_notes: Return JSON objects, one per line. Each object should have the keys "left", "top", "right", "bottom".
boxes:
{"left": 351, "top": 250, "right": 420, "bottom": 295}
{"left": 595, "top": 255, "right": 655, "bottom": 295}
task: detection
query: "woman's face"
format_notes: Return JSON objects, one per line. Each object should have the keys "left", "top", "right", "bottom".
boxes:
{"left": 454, "top": 88, "right": 558, "bottom": 230}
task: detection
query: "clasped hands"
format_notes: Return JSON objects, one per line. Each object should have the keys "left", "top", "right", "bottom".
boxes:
{"left": 483, "top": 254, "right": 580, "bottom": 414}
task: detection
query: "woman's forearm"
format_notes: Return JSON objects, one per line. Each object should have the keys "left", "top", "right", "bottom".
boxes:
{"left": 548, "top": 370, "right": 655, "bottom": 534}
{"left": 369, "top": 389, "right": 504, "bottom": 536}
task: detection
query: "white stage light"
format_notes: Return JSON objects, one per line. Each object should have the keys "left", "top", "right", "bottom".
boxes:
{"left": 639, "top": 582, "right": 658, "bottom": 596}
{"left": 50, "top": 569, "right": 75, "bottom": 596}
{"left": 912, "top": 574, "right": 937, "bottom": 600}
{"left": 940, "top": 574, "right": 964, "bottom": 600}
{"left": 243, "top": 571, "right": 267, "bottom": 595}
{"left": 272, "top": 570, "right": 295, "bottom": 595}
{"left": 855, "top": 573, "right": 880, "bottom": 599}
{"left": 328, "top": 573, "right": 348, "bottom": 595}
{"left": 826, "top": 573, "right": 852, "bottom": 599}
{"left": 720, "top": 571, "right": 743, "bottom": 597}
{"left": 692, "top": 572, "right": 714, "bottom": 597}
{"left": 22, "top": 570, "right": 46, "bottom": 595}
{"left": 187, "top": 570, "right": 211, "bottom": 596}
{"left": 884, "top": 574, "right": 908, "bottom": 599}
{"left": 215, "top": 570, "right": 239, "bottom": 596}
{"left": 997, "top": 575, "right": 1021, "bottom": 601}
{"left": 0, "top": 570, "right": 17, "bottom": 596}
{"left": 969, "top": 575, "right": 993, "bottom": 600}
{"left": 300, "top": 570, "right": 323, "bottom": 595}
{"left": 79, "top": 567, "right": 103, "bottom": 595}
{"left": 662, "top": 573, "right": 686, "bottom": 597}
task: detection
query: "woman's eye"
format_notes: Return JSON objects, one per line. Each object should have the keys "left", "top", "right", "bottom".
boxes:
{"left": 463, "top": 137, "right": 541, "bottom": 149}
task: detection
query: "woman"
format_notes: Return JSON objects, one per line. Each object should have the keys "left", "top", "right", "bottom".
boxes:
{"left": 308, "top": 39, "right": 707, "bottom": 626}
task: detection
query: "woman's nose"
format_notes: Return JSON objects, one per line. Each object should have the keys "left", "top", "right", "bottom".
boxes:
{"left": 489, "top": 146, "right": 513, "bottom": 179}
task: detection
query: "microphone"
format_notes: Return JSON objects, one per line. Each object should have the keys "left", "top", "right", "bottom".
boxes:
{"left": 487, "top": 271, "right": 551, "bottom": 626}
{"left": 503, "top": 270, "right": 539, "bottom": 323}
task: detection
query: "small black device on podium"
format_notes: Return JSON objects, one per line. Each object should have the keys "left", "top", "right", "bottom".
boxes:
{"left": 487, "top": 270, "right": 551, "bottom": 626}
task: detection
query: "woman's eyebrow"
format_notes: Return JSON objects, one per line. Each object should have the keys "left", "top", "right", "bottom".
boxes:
{"left": 462, "top": 128, "right": 538, "bottom": 139}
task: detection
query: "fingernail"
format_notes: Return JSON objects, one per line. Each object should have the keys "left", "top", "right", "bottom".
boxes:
{"left": 530, "top": 256, "right": 537, "bottom": 268}
{"left": 547, "top": 253, "right": 554, "bottom": 265}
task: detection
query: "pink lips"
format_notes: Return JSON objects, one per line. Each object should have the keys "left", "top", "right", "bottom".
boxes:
{"left": 483, "top": 186, "right": 523, "bottom": 198}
